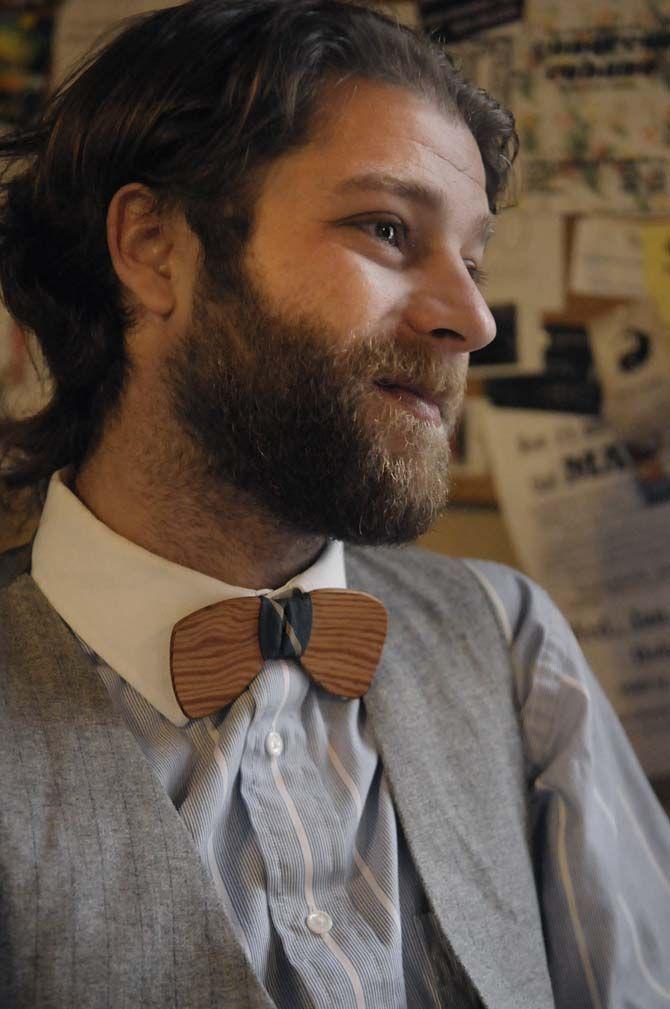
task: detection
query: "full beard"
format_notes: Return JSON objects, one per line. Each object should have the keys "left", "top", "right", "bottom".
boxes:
{"left": 161, "top": 265, "right": 467, "bottom": 546}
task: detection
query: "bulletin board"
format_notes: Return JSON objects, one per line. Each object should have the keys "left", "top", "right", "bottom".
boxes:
{"left": 420, "top": 0, "right": 670, "bottom": 784}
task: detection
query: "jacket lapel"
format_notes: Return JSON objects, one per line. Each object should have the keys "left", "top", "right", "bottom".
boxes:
{"left": 363, "top": 650, "right": 515, "bottom": 1007}
{"left": 348, "top": 545, "right": 552, "bottom": 1009}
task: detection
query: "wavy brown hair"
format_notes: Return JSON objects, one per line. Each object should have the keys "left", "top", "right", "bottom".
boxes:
{"left": 0, "top": 0, "right": 517, "bottom": 515}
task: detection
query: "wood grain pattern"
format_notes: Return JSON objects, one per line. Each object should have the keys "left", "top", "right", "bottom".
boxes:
{"left": 170, "top": 588, "right": 389, "bottom": 717}
{"left": 171, "top": 596, "right": 262, "bottom": 718}
{"left": 303, "top": 589, "right": 388, "bottom": 697}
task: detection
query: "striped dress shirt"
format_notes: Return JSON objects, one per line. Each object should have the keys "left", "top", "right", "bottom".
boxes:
{"left": 30, "top": 467, "right": 670, "bottom": 1008}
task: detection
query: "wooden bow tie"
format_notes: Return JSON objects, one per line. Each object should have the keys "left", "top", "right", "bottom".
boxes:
{"left": 170, "top": 588, "right": 388, "bottom": 719}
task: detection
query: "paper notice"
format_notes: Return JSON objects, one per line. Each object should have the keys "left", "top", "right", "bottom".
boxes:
{"left": 516, "top": 4, "right": 670, "bottom": 214}
{"left": 589, "top": 300, "right": 670, "bottom": 507}
{"left": 458, "top": 189, "right": 564, "bottom": 375}
{"left": 483, "top": 208, "right": 565, "bottom": 313}
{"left": 570, "top": 217, "right": 646, "bottom": 299}
{"left": 589, "top": 300, "right": 670, "bottom": 437}
{"left": 482, "top": 404, "right": 670, "bottom": 778}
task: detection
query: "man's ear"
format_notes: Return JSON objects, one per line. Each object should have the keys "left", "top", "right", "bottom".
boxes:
{"left": 106, "top": 183, "right": 176, "bottom": 317}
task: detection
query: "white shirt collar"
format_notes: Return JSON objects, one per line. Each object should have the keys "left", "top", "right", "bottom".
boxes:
{"left": 31, "top": 467, "right": 347, "bottom": 726}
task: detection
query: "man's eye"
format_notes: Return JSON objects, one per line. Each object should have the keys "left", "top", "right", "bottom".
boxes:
{"left": 356, "top": 219, "right": 406, "bottom": 249}
{"left": 467, "top": 264, "right": 488, "bottom": 289}
{"left": 373, "top": 221, "right": 401, "bottom": 246}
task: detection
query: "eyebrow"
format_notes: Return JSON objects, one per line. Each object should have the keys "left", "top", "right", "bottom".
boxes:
{"left": 334, "top": 172, "right": 495, "bottom": 245}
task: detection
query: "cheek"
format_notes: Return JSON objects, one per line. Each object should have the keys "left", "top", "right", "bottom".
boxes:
{"left": 277, "top": 245, "right": 409, "bottom": 337}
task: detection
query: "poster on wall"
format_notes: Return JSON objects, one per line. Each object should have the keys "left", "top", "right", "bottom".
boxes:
{"left": 478, "top": 207, "right": 565, "bottom": 312}
{"left": 442, "top": 2, "right": 670, "bottom": 214}
{"left": 516, "top": 2, "right": 670, "bottom": 213}
{"left": 588, "top": 299, "right": 670, "bottom": 505}
{"left": 482, "top": 404, "right": 670, "bottom": 779}
{"left": 570, "top": 216, "right": 647, "bottom": 299}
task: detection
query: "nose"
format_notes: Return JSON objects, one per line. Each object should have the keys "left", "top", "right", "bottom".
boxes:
{"left": 402, "top": 257, "right": 496, "bottom": 355}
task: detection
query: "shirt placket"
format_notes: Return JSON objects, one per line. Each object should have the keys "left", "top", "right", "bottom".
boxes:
{"left": 240, "top": 659, "right": 409, "bottom": 1009}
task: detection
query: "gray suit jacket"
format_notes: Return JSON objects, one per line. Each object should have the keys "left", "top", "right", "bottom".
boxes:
{"left": 0, "top": 540, "right": 556, "bottom": 1008}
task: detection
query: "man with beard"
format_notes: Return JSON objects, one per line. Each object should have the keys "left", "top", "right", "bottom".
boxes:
{"left": 0, "top": 2, "right": 668, "bottom": 1008}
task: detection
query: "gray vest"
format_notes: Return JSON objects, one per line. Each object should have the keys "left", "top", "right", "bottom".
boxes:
{"left": 0, "top": 540, "right": 556, "bottom": 1009}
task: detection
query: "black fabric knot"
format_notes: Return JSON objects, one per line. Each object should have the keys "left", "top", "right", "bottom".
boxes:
{"left": 259, "top": 588, "right": 313, "bottom": 661}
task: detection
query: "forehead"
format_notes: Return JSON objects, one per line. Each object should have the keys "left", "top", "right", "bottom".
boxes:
{"left": 261, "top": 78, "right": 488, "bottom": 211}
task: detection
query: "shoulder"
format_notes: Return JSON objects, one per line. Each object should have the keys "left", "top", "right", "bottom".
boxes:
{"left": 346, "top": 541, "right": 559, "bottom": 633}
{"left": 344, "top": 541, "right": 498, "bottom": 614}
{"left": 345, "top": 543, "right": 558, "bottom": 663}
{"left": 461, "top": 558, "right": 569, "bottom": 645}
{"left": 465, "top": 559, "right": 604, "bottom": 754}
{"left": 345, "top": 544, "right": 508, "bottom": 629}
{"left": 349, "top": 545, "right": 584, "bottom": 707}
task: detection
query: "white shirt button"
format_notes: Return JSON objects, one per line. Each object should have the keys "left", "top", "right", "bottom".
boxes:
{"left": 306, "top": 910, "right": 333, "bottom": 935}
{"left": 265, "top": 731, "right": 284, "bottom": 757}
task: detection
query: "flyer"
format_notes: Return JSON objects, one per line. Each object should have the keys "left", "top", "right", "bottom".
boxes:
{"left": 482, "top": 404, "right": 670, "bottom": 778}
{"left": 483, "top": 207, "right": 565, "bottom": 313}
{"left": 570, "top": 216, "right": 647, "bottom": 299}
{"left": 589, "top": 300, "right": 670, "bottom": 506}
{"left": 588, "top": 300, "right": 670, "bottom": 443}
{"left": 515, "top": 16, "right": 670, "bottom": 213}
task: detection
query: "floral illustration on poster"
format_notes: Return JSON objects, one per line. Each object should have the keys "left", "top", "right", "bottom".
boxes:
{"left": 517, "top": 0, "right": 670, "bottom": 212}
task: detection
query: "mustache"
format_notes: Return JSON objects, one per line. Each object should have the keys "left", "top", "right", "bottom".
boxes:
{"left": 195, "top": 285, "right": 469, "bottom": 404}
{"left": 353, "top": 340, "right": 469, "bottom": 401}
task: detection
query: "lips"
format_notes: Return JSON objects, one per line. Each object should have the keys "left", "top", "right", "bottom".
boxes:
{"left": 375, "top": 379, "right": 441, "bottom": 410}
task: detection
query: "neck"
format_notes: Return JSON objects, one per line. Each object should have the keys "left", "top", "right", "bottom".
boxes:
{"left": 73, "top": 400, "right": 326, "bottom": 592}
